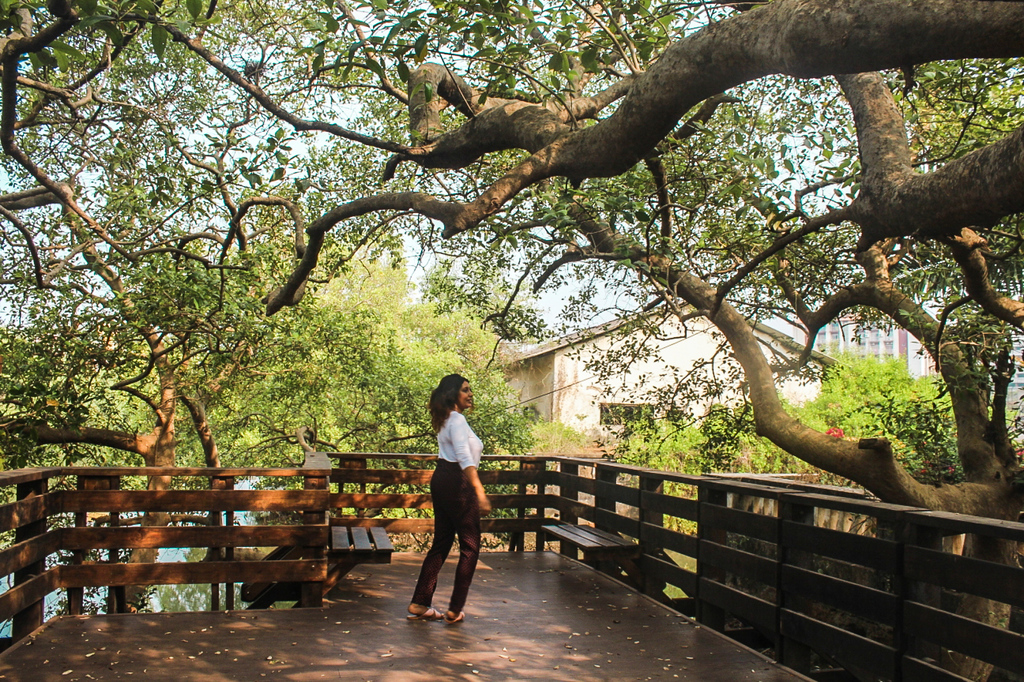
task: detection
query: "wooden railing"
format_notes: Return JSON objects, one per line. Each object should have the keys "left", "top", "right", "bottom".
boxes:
{"left": 0, "top": 453, "right": 1022, "bottom": 681}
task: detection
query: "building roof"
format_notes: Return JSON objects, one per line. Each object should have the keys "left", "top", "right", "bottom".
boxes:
{"left": 505, "top": 313, "right": 833, "bottom": 366}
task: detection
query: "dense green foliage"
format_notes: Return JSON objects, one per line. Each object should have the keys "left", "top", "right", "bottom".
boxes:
{"left": 615, "top": 354, "right": 967, "bottom": 487}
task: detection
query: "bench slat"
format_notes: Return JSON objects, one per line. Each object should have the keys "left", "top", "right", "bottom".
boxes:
{"left": 544, "top": 524, "right": 605, "bottom": 550}
{"left": 369, "top": 526, "right": 394, "bottom": 552}
{"left": 581, "top": 525, "right": 634, "bottom": 547}
{"left": 332, "top": 527, "right": 351, "bottom": 551}
{"left": 350, "top": 526, "right": 373, "bottom": 552}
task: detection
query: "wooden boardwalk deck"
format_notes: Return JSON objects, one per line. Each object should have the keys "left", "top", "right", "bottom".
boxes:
{"left": 0, "top": 553, "right": 811, "bottom": 681}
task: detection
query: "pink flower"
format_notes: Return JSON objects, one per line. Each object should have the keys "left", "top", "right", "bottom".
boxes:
{"left": 826, "top": 427, "right": 845, "bottom": 439}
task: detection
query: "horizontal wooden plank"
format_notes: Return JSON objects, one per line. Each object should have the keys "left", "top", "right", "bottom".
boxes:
{"left": 781, "top": 565, "right": 898, "bottom": 625}
{"left": 570, "top": 476, "right": 598, "bottom": 497}
{"left": 698, "top": 577, "right": 777, "bottom": 636}
{"left": 594, "top": 508, "right": 640, "bottom": 539}
{"left": 640, "top": 471, "right": 704, "bottom": 487}
{"left": 60, "top": 559, "right": 326, "bottom": 588}
{"left": 641, "top": 554, "right": 697, "bottom": 596}
{"left": 780, "top": 609, "right": 897, "bottom": 679}
{"left": 640, "top": 523, "right": 697, "bottom": 557}
{"left": 780, "top": 492, "right": 922, "bottom": 522}
{"left": 0, "top": 468, "right": 60, "bottom": 489}
{"left": 903, "top": 601, "right": 1024, "bottom": 674}
{"left": 61, "top": 490, "right": 330, "bottom": 513}
{"left": 60, "top": 467, "right": 321, "bottom": 478}
{"left": 327, "top": 517, "right": 543, "bottom": 534}
{"left": 710, "top": 475, "right": 866, "bottom": 499}
{"left": 902, "top": 656, "right": 970, "bottom": 682}
{"left": 905, "top": 510, "right": 1024, "bottom": 542}
{"left": 330, "top": 493, "right": 559, "bottom": 512}
{"left": 324, "top": 452, "right": 551, "bottom": 464}
{"left": 700, "top": 479, "right": 789, "bottom": 499}
{"left": 0, "top": 569, "right": 60, "bottom": 623}
{"left": 905, "top": 546, "right": 1024, "bottom": 610}
{"left": 61, "top": 526, "right": 327, "bottom": 550}
{"left": 699, "top": 540, "right": 777, "bottom": 587}
{"left": 0, "top": 531, "right": 61, "bottom": 577}
{"left": 333, "top": 470, "right": 432, "bottom": 485}
{"left": 330, "top": 518, "right": 433, "bottom": 533}
{"left": 0, "top": 493, "right": 57, "bottom": 530}
{"left": 556, "top": 499, "right": 596, "bottom": 522}
{"left": 781, "top": 521, "right": 900, "bottom": 571}
{"left": 594, "top": 479, "right": 640, "bottom": 507}
{"left": 640, "top": 491, "right": 697, "bottom": 520}
{"left": 487, "top": 494, "right": 560, "bottom": 510}
{"left": 480, "top": 518, "right": 547, "bottom": 534}
{"left": 700, "top": 504, "right": 778, "bottom": 543}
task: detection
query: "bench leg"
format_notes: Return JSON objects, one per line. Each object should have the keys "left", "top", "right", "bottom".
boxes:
{"left": 617, "top": 557, "right": 644, "bottom": 590}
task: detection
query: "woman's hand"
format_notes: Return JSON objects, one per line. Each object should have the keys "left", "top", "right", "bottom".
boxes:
{"left": 464, "top": 466, "right": 491, "bottom": 515}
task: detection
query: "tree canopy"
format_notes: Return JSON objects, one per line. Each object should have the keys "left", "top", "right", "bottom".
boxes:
{"left": 2, "top": 0, "right": 1024, "bottom": 529}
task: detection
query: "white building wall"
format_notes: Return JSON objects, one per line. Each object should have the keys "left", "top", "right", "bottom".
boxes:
{"left": 509, "top": 317, "right": 821, "bottom": 438}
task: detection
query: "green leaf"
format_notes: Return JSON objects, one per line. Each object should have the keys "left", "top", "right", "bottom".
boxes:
{"left": 186, "top": 0, "right": 203, "bottom": 20}
{"left": 396, "top": 59, "right": 410, "bottom": 83}
{"left": 96, "top": 21, "right": 125, "bottom": 46}
{"left": 50, "top": 40, "right": 85, "bottom": 60}
{"left": 413, "top": 33, "right": 429, "bottom": 63}
{"left": 151, "top": 24, "right": 168, "bottom": 61}
{"left": 51, "top": 47, "right": 69, "bottom": 72}
{"left": 580, "top": 47, "right": 600, "bottom": 72}
{"left": 365, "top": 57, "right": 387, "bottom": 82}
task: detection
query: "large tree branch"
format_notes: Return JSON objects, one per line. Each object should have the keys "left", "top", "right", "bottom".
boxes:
{"left": 945, "top": 228, "right": 1024, "bottom": 329}
{"left": 265, "top": 193, "right": 463, "bottom": 314}
{"left": 658, "top": 261, "right": 1019, "bottom": 514}
{"left": 430, "top": 0, "right": 1024, "bottom": 238}
{"left": 23, "top": 424, "right": 145, "bottom": 454}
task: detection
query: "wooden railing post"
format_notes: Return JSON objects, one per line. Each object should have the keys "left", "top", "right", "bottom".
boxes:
{"left": 100, "top": 475, "right": 125, "bottom": 614}
{"left": 879, "top": 514, "right": 906, "bottom": 682}
{"left": 335, "top": 456, "right": 366, "bottom": 518}
{"left": 209, "top": 475, "right": 235, "bottom": 611}
{"left": 776, "top": 494, "right": 813, "bottom": 674}
{"left": 902, "top": 516, "right": 943, "bottom": 666}
{"left": 12, "top": 478, "right": 48, "bottom": 641}
{"left": 639, "top": 472, "right": 665, "bottom": 601}
{"left": 68, "top": 475, "right": 88, "bottom": 616}
{"left": 301, "top": 454, "right": 330, "bottom": 607}
{"left": 555, "top": 460, "right": 579, "bottom": 558}
{"left": 594, "top": 463, "right": 617, "bottom": 534}
{"left": 533, "top": 459, "right": 549, "bottom": 552}
{"left": 695, "top": 482, "right": 725, "bottom": 632}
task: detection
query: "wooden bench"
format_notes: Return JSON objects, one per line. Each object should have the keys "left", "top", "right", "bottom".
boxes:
{"left": 329, "top": 525, "right": 394, "bottom": 563}
{"left": 242, "top": 526, "right": 394, "bottom": 608}
{"left": 542, "top": 523, "right": 643, "bottom": 587}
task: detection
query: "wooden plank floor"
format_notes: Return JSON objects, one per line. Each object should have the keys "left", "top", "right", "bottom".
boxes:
{"left": 0, "top": 552, "right": 811, "bottom": 681}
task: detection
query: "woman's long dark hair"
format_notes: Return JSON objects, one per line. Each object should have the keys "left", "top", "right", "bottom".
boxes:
{"left": 429, "top": 373, "right": 469, "bottom": 433}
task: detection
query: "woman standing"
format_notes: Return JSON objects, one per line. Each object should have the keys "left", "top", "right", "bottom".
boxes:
{"left": 407, "top": 374, "right": 492, "bottom": 624}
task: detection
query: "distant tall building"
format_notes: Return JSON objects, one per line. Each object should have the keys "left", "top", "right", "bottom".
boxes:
{"left": 811, "top": 319, "right": 936, "bottom": 378}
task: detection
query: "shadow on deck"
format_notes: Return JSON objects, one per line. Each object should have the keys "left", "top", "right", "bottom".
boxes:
{"left": 0, "top": 553, "right": 808, "bottom": 681}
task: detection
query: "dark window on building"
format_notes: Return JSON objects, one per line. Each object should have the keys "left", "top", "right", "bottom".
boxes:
{"left": 599, "top": 403, "right": 645, "bottom": 426}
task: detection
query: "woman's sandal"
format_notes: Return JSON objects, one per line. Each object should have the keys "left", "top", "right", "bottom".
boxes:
{"left": 407, "top": 606, "right": 443, "bottom": 621}
{"left": 443, "top": 611, "right": 465, "bottom": 624}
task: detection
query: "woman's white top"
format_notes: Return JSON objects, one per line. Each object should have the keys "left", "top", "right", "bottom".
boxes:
{"left": 437, "top": 411, "right": 483, "bottom": 470}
